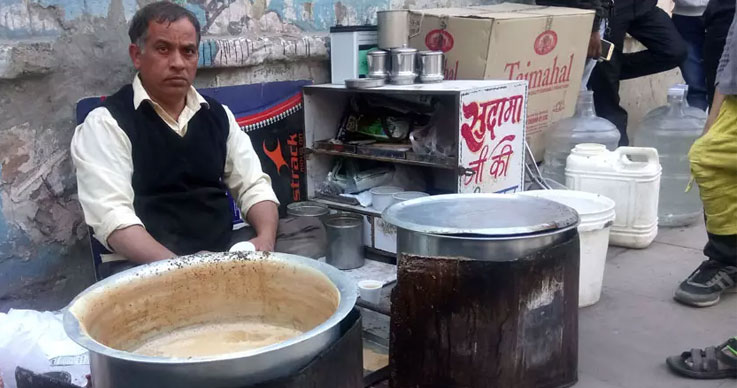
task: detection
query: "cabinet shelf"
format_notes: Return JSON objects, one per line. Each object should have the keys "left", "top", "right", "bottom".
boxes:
{"left": 312, "top": 196, "right": 382, "bottom": 217}
{"left": 308, "top": 141, "right": 457, "bottom": 170}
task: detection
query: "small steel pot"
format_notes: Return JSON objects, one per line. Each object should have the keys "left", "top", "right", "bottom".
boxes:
{"left": 390, "top": 47, "right": 417, "bottom": 85}
{"left": 325, "top": 214, "right": 365, "bottom": 269}
{"left": 418, "top": 51, "right": 444, "bottom": 83}
{"left": 367, "top": 50, "right": 390, "bottom": 80}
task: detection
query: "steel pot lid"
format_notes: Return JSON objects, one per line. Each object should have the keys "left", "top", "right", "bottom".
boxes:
{"left": 345, "top": 78, "right": 385, "bottom": 89}
{"left": 418, "top": 50, "right": 443, "bottom": 56}
{"left": 287, "top": 201, "right": 329, "bottom": 217}
{"left": 325, "top": 214, "right": 362, "bottom": 228}
{"left": 391, "top": 47, "right": 417, "bottom": 54}
{"left": 368, "top": 49, "right": 389, "bottom": 56}
{"left": 382, "top": 193, "right": 579, "bottom": 237}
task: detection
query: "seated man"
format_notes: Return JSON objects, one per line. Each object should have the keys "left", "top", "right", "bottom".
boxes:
{"left": 71, "top": 1, "right": 324, "bottom": 277}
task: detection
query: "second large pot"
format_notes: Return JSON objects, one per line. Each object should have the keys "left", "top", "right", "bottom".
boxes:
{"left": 383, "top": 194, "right": 581, "bottom": 388}
{"left": 383, "top": 193, "right": 579, "bottom": 260}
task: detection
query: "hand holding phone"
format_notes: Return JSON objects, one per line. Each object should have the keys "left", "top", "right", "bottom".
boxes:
{"left": 599, "top": 39, "right": 614, "bottom": 62}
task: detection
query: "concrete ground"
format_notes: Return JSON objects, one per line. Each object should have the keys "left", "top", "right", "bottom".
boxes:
{"left": 578, "top": 219, "right": 736, "bottom": 388}
{"left": 363, "top": 219, "right": 737, "bottom": 387}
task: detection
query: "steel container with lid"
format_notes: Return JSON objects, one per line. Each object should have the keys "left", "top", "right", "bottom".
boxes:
{"left": 417, "top": 51, "right": 444, "bottom": 83}
{"left": 325, "top": 214, "right": 364, "bottom": 270}
{"left": 383, "top": 193, "right": 581, "bottom": 388}
{"left": 367, "top": 50, "right": 390, "bottom": 80}
{"left": 390, "top": 47, "right": 417, "bottom": 85}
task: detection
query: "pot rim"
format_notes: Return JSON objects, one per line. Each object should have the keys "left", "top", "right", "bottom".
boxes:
{"left": 396, "top": 225, "right": 578, "bottom": 241}
{"left": 382, "top": 193, "right": 579, "bottom": 237}
{"left": 62, "top": 251, "right": 357, "bottom": 365}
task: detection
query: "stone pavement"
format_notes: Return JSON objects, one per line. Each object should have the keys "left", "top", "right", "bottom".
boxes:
{"left": 363, "top": 218, "right": 737, "bottom": 387}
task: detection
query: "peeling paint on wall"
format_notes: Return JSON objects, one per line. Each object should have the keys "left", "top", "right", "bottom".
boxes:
{"left": 266, "top": 0, "right": 391, "bottom": 31}
{"left": 0, "top": 0, "right": 63, "bottom": 38}
{"left": 198, "top": 34, "right": 328, "bottom": 68}
{"left": 3, "top": 0, "right": 511, "bottom": 39}
{"left": 0, "top": 123, "right": 84, "bottom": 253}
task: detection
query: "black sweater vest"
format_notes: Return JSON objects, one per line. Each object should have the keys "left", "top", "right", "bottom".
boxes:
{"left": 103, "top": 85, "right": 233, "bottom": 255}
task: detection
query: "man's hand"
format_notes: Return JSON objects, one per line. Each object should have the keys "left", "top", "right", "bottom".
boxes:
{"left": 108, "top": 225, "right": 176, "bottom": 263}
{"left": 245, "top": 201, "right": 279, "bottom": 252}
{"left": 588, "top": 31, "right": 602, "bottom": 59}
{"left": 248, "top": 235, "right": 275, "bottom": 252}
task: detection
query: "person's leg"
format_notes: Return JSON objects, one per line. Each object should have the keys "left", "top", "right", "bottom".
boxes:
{"left": 704, "top": 232, "right": 737, "bottom": 267}
{"left": 620, "top": 6, "right": 688, "bottom": 80}
{"left": 672, "top": 14, "right": 709, "bottom": 111}
{"left": 675, "top": 97, "right": 737, "bottom": 307}
{"left": 704, "top": 11, "right": 735, "bottom": 108}
{"left": 589, "top": 8, "right": 632, "bottom": 145}
{"left": 675, "top": 230, "right": 737, "bottom": 307}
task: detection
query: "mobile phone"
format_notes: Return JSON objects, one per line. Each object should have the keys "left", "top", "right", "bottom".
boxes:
{"left": 599, "top": 39, "right": 614, "bottom": 62}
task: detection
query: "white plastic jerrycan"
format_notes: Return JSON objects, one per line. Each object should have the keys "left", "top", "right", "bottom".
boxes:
{"left": 565, "top": 144, "right": 662, "bottom": 249}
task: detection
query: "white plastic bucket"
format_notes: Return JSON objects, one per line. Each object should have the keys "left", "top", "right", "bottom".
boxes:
{"left": 520, "top": 189, "right": 616, "bottom": 307}
{"left": 370, "top": 186, "right": 404, "bottom": 211}
{"left": 392, "top": 191, "right": 429, "bottom": 204}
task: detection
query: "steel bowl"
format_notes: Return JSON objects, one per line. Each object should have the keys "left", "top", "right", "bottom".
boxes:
{"left": 63, "top": 251, "right": 357, "bottom": 388}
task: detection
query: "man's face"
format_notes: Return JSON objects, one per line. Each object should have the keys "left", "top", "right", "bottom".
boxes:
{"left": 130, "top": 18, "right": 199, "bottom": 102}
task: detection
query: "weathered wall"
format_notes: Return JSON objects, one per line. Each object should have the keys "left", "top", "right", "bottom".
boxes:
{"left": 1, "top": 0, "right": 516, "bottom": 311}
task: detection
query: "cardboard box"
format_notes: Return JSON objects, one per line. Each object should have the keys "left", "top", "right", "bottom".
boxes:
{"left": 408, "top": 3, "right": 594, "bottom": 160}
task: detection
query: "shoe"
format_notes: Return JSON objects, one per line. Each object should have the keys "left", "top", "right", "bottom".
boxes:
{"left": 674, "top": 260, "right": 737, "bottom": 307}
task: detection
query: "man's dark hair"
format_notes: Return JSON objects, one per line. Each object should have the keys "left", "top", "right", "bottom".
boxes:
{"left": 128, "top": 1, "right": 201, "bottom": 48}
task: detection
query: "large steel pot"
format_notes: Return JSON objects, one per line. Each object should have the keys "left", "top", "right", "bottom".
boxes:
{"left": 63, "top": 251, "right": 357, "bottom": 388}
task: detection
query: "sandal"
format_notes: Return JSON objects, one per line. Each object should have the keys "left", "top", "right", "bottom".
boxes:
{"left": 666, "top": 337, "right": 737, "bottom": 379}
